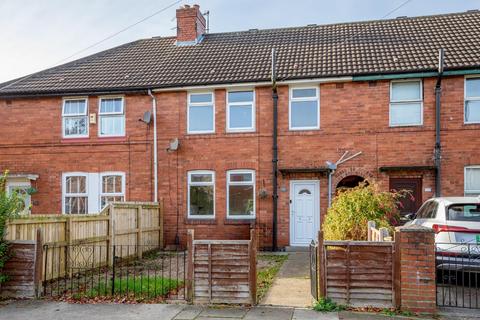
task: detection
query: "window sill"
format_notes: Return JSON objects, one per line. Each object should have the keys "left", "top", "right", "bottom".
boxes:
{"left": 224, "top": 219, "right": 255, "bottom": 225}
{"left": 185, "top": 218, "right": 217, "bottom": 225}
{"left": 61, "top": 137, "right": 90, "bottom": 143}
{"left": 97, "top": 136, "right": 127, "bottom": 141}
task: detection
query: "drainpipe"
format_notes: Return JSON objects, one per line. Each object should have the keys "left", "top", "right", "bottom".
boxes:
{"left": 271, "top": 49, "right": 278, "bottom": 252}
{"left": 147, "top": 89, "right": 159, "bottom": 203}
{"left": 434, "top": 49, "right": 445, "bottom": 198}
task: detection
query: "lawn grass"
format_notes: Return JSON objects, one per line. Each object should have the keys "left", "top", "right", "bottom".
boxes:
{"left": 84, "top": 276, "right": 181, "bottom": 299}
{"left": 256, "top": 254, "right": 288, "bottom": 302}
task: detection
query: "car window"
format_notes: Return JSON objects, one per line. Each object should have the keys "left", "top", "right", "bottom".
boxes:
{"left": 415, "top": 201, "right": 431, "bottom": 219}
{"left": 424, "top": 201, "right": 438, "bottom": 219}
{"left": 447, "top": 204, "right": 480, "bottom": 222}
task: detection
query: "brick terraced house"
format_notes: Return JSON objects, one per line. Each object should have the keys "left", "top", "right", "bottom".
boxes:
{"left": 1, "top": 5, "right": 480, "bottom": 249}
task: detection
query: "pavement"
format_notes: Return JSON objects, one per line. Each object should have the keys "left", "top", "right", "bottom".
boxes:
{"left": 2, "top": 300, "right": 479, "bottom": 320}
{"left": 261, "top": 252, "right": 312, "bottom": 307}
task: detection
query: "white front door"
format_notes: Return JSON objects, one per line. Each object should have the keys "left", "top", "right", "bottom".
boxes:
{"left": 290, "top": 180, "right": 320, "bottom": 246}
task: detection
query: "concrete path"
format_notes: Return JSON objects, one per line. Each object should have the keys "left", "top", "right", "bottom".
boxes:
{"left": 0, "top": 300, "right": 464, "bottom": 319}
{"left": 261, "top": 252, "right": 313, "bottom": 308}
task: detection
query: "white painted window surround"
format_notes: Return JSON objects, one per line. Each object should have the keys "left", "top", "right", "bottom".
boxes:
{"left": 465, "top": 77, "right": 480, "bottom": 124}
{"left": 389, "top": 80, "right": 423, "bottom": 127}
{"left": 188, "top": 171, "right": 215, "bottom": 219}
{"left": 62, "top": 172, "right": 125, "bottom": 214}
{"left": 465, "top": 166, "right": 480, "bottom": 196}
{"left": 227, "top": 170, "right": 255, "bottom": 219}
{"left": 227, "top": 90, "right": 255, "bottom": 132}
{"left": 289, "top": 87, "right": 320, "bottom": 130}
{"left": 62, "top": 98, "right": 88, "bottom": 138}
{"left": 187, "top": 92, "right": 215, "bottom": 134}
{"left": 98, "top": 97, "right": 125, "bottom": 137}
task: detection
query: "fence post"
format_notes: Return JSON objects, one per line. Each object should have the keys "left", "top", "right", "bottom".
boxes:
{"left": 137, "top": 205, "right": 143, "bottom": 258}
{"left": 108, "top": 204, "right": 115, "bottom": 267}
{"left": 379, "top": 227, "right": 389, "bottom": 242}
{"left": 34, "top": 228, "right": 44, "bottom": 298}
{"left": 317, "top": 230, "right": 326, "bottom": 299}
{"left": 249, "top": 228, "right": 257, "bottom": 305}
{"left": 393, "top": 230, "right": 401, "bottom": 309}
{"left": 66, "top": 216, "right": 73, "bottom": 278}
{"left": 159, "top": 199, "right": 164, "bottom": 248}
{"left": 367, "top": 221, "right": 375, "bottom": 241}
{"left": 111, "top": 245, "right": 116, "bottom": 296}
{"left": 186, "top": 229, "right": 194, "bottom": 304}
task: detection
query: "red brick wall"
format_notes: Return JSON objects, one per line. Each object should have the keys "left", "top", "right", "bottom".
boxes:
{"left": 0, "top": 75, "right": 478, "bottom": 248}
{"left": 395, "top": 225, "right": 436, "bottom": 314}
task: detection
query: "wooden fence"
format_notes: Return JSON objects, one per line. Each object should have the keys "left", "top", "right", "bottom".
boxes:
{"left": 0, "top": 230, "right": 43, "bottom": 298}
{"left": 367, "top": 221, "right": 392, "bottom": 242}
{"left": 318, "top": 231, "right": 396, "bottom": 308}
{"left": 4, "top": 201, "right": 163, "bottom": 280}
{"left": 187, "top": 229, "right": 257, "bottom": 305}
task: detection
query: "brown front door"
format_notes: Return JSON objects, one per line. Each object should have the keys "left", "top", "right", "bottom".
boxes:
{"left": 389, "top": 178, "right": 422, "bottom": 218}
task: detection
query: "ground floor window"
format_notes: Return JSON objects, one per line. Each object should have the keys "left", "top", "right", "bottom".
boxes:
{"left": 188, "top": 171, "right": 215, "bottom": 218}
{"left": 62, "top": 172, "right": 125, "bottom": 214}
{"left": 227, "top": 170, "right": 255, "bottom": 219}
{"left": 465, "top": 166, "right": 480, "bottom": 196}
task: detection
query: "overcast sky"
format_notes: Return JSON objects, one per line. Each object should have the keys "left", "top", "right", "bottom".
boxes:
{"left": 0, "top": 0, "right": 478, "bottom": 83}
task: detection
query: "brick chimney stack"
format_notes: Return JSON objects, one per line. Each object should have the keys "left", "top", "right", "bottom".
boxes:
{"left": 176, "top": 4, "right": 206, "bottom": 45}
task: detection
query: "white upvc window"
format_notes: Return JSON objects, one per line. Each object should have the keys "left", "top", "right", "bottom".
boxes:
{"left": 464, "top": 166, "right": 480, "bottom": 196}
{"left": 62, "top": 98, "right": 88, "bottom": 138}
{"left": 63, "top": 173, "right": 88, "bottom": 215}
{"left": 6, "top": 181, "right": 32, "bottom": 214}
{"left": 188, "top": 171, "right": 215, "bottom": 219}
{"left": 188, "top": 92, "right": 215, "bottom": 134}
{"left": 100, "top": 172, "right": 125, "bottom": 209}
{"left": 227, "top": 170, "right": 255, "bottom": 219}
{"left": 389, "top": 80, "right": 423, "bottom": 127}
{"left": 99, "top": 97, "right": 125, "bottom": 137}
{"left": 227, "top": 90, "right": 255, "bottom": 132}
{"left": 465, "top": 77, "right": 480, "bottom": 124}
{"left": 289, "top": 87, "right": 320, "bottom": 130}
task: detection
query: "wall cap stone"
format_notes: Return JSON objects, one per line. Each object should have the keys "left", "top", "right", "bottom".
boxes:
{"left": 396, "top": 224, "right": 434, "bottom": 233}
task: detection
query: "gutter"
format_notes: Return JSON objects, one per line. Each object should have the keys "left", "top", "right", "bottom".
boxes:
{"left": 147, "top": 89, "right": 159, "bottom": 203}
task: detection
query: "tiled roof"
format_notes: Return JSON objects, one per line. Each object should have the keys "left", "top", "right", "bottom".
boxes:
{"left": 1, "top": 10, "right": 480, "bottom": 97}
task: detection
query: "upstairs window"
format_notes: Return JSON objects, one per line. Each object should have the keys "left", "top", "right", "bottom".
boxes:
{"left": 227, "top": 90, "right": 255, "bottom": 132}
{"left": 389, "top": 80, "right": 423, "bottom": 126}
{"left": 188, "top": 92, "right": 214, "bottom": 133}
{"left": 188, "top": 171, "right": 215, "bottom": 218}
{"left": 227, "top": 170, "right": 255, "bottom": 219}
{"left": 289, "top": 87, "right": 320, "bottom": 130}
{"left": 465, "top": 166, "right": 480, "bottom": 196}
{"left": 99, "top": 97, "right": 125, "bottom": 137}
{"left": 63, "top": 174, "right": 88, "bottom": 214}
{"left": 465, "top": 78, "right": 480, "bottom": 123}
{"left": 63, "top": 98, "right": 88, "bottom": 138}
{"left": 100, "top": 173, "right": 125, "bottom": 209}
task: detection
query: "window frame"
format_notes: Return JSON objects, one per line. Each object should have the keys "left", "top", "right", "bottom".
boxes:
{"left": 226, "top": 169, "right": 256, "bottom": 219}
{"left": 289, "top": 86, "right": 320, "bottom": 131}
{"left": 226, "top": 89, "right": 256, "bottom": 133}
{"left": 464, "top": 76, "right": 480, "bottom": 124}
{"left": 98, "top": 96, "right": 126, "bottom": 137}
{"left": 187, "top": 170, "right": 215, "bottom": 219}
{"left": 464, "top": 165, "right": 480, "bottom": 196}
{"left": 187, "top": 92, "right": 215, "bottom": 134}
{"left": 62, "top": 172, "right": 89, "bottom": 215}
{"left": 389, "top": 79, "right": 423, "bottom": 127}
{"left": 99, "top": 172, "right": 126, "bottom": 210}
{"left": 62, "top": 97, "right": 89, "bottom": 139}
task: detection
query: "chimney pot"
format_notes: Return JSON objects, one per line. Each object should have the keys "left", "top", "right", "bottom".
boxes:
{"left": 176, "top": 4, "right": 206, "bottom": 45}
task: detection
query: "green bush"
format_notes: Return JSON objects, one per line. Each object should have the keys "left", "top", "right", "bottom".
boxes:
{"left": 0, "top": 171, "right": 25, "bottom": 284}
{"left": 323, "top": 182, "right": 404, "bottom": 241}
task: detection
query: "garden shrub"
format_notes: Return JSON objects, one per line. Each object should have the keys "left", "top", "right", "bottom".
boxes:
{"left": 0, "top": 171, "right": 25, "bottom": 284}
{"left": 323, "top": 182, "right": 405, "bottom": 241}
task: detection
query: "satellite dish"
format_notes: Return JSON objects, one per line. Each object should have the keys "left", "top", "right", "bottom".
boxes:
{"left": 142, "top": 111, "right": 152, "bottom": 124}
{"left": 168, "top": 138, "right": 179, "bottom": 151}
